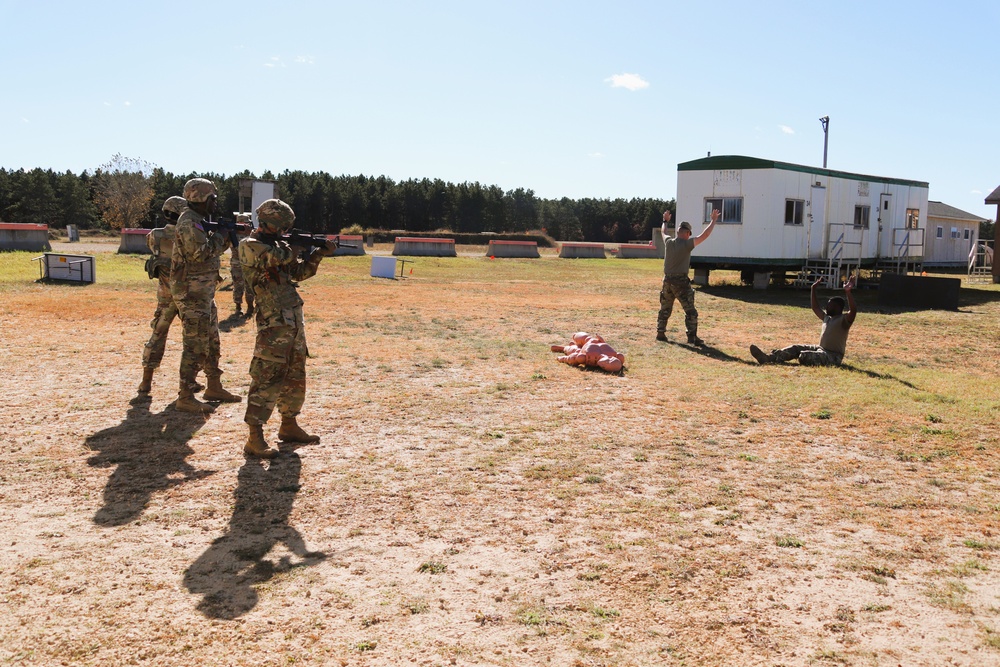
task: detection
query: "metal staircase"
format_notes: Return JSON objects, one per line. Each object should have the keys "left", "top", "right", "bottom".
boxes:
{"left": 795, "top": 224, "right": 925, "bottom": 288}
{"left": 793, "top": 223, "right": 861, "bottom": 288}
{"left": 793, "top": 259, "right": 845, "bottom": 289}
{"left": 967, "top": 241, "right": 993, "bottom": 284}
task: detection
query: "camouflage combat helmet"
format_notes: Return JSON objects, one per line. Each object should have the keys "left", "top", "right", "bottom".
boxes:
{"left": 255, "top": 198, "right": 296, "bottom": 232}
{"left": 182, "top": 178, "right": 218, "bottom": 203}
{"left": 162, "top": 196, "right": 187, "bottom": 216}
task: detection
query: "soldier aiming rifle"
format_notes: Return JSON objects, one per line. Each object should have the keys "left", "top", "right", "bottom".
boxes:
{"left": 239, "top": 200, "right": 343, "bottom": 458}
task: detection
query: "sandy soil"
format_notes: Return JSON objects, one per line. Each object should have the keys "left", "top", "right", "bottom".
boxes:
{"left": 2, "top": 247, "right": 999, "bottom": 666}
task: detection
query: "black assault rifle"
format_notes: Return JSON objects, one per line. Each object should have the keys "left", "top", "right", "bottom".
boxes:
{"left": 282, "top": 229, "right": 359, "bottom": 250}
{"left": 202, "top": 217, "right": 252, "bottom": 247}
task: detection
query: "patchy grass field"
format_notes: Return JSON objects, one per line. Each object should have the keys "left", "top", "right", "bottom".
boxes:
{"left": 2, "top": 242, "right": 1000, "bottom": 666}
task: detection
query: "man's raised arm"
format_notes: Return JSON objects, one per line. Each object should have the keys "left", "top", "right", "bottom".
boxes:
{"left": 692, "top": 209, "right": 720, "bottom": 247}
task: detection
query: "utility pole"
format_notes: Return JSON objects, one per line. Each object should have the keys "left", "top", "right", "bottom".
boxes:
{"left": 819, "top": 116, "right": 830, "bottom": 168}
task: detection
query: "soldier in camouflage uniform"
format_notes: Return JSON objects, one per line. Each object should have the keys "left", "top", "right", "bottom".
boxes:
{"left": 656, "top": 208, "right": 719, "bottom": 346}
{"left": 170, "top": 178, "right": 242, "bottom": 413}
{"left": 240, "top": 198, "right": 338, "bottom": 458}
{"left": 230, "top": 214, "right": 254, "bottom": 317}
{"left": 135, "top": 196, "right": 188, "bottom": 398}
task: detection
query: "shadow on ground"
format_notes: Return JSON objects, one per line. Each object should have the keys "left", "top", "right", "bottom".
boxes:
{"left": 85, "top": 402, "right": 214, "bottom": 526}
{"left": 218, "top": 310, "right": 250, "bottom": 333}
{"left": 839, "top": 363, "right": 918, "bottom": 389}
{"left": 183, "top": 444, "right": 327, "bottom": 619}
{"left": 661, "top": 339, "right": 757, "bottom": 365}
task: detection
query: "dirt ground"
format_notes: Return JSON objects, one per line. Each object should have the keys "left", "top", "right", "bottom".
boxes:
{"left": 2, "top": 243, "right": 999, "bottom": 666}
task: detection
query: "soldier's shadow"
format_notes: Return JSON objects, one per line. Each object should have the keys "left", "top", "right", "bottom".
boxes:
{"left": 665, "top": 340, "right": 757, "bottom": 365}
{"left": 217, "top": 311, "right": 249, "bottom": 333}
{"left": 85, "top": 402, "right": 214, "bottom": 526}
{"left": 183, "top": 446, "right": 326, "bottom": 619}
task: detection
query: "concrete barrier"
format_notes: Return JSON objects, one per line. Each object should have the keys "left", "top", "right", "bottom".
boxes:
{"left": 559, "top": 242, "right": 606, "bottom": 259}
{"left": 617, "top": 243, "right": 660, "bottom": 259}
{"left": 330, "top": 234, "right": 366, "bottom": 256}
{"left": 393, "top": 237, "right": 457, "bottom": 257}
{"left": 0, "top": 223, "right": 50, "bottom": 251}
{"left": 486, "top": 240, "right": 539, "bottom": 258}
{"left": 118, "top": 228, "right": 151, "bottom": 254}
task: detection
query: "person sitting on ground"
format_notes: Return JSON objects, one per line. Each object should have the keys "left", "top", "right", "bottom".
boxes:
{"left": 750, "top": 274, "right": 857, "bottom": 366}
{"left": 552, "top": 332, "right": 625, "bottom": 372}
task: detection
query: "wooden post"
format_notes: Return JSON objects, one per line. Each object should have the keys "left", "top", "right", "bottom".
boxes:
{"left": 995, "top": 202, "right": 1000, "bottom": 284}
{"left": 986, "top": 186, "right": 1000, "bottom": 283}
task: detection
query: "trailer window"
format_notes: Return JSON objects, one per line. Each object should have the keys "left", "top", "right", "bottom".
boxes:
{"left": 784, "top": 199, "right": 804, "bottom": 225}
{"left": 853, "top": 205, "right": 870, "bottom": 229}
{"left": 964, "top": 229, "right": 971, "bottom": 240}
{"left": 936, "top": 226, "right": 943, "bottom": 239}
{"left": 906, "top": 208, "right": 919, "bottom": 229}
{"left": 705, "top": 197, "right": 743, "bottom": 224}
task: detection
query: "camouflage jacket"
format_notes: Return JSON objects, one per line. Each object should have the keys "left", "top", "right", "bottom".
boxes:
{"left": 239, "top": 234, "right": 323, "bottom": 329}
{"left": 170, "top": 209, "right": 230, "bottom": 284}
{"left": 146, "top": 224, "right": 176, "bottom": 278}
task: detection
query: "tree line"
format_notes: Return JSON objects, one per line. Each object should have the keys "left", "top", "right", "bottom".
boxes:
{"left": 0, "top": 165, "right": 673, "bottom": 244}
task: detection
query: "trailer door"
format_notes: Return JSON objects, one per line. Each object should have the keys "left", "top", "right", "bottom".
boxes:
{"left": 877, "top": 193, "right": 892, "bottom": 259}
{"left": 808, "top": 186, "right": 827, "bottom": 258}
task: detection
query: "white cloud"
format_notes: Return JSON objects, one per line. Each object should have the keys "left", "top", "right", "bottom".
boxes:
{"left": 264, "top": 56, "right": 285, "bottom": 68}
{"left": 779, "top": 125, "right": 794, "bottom": 135}
{"left": 605, "top": 73, "right": 649, "bottom": 91}
{"left": 971, "top": 189, "right": 982, "bottom": 195}
{"left": 124, "top": 101, "right": 131, "bottom": 107}
{"left": 104, "top": 101, "right": 111, "bottom": 106}
{"left": 295, "top": 55, "right": 315, "bottom": 65}
{"left": 21, "top": 117, "right": 29, "bottom": 123}
{"left": 588, "top": 152, "right": 604, "bottom": 159}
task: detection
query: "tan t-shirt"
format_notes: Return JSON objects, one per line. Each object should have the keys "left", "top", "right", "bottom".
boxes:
{"left": 819, "top": 314, "right": 851, "bottom": 355}
{"left": 663, "top": 237, "right": 695, "bottom": 276}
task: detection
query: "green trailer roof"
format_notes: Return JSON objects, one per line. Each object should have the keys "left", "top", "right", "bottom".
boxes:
{"left": 677, "top": 155, "right": 929, "bottom": 188}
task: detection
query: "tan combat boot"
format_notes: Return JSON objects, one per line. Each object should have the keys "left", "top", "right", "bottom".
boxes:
{"left": 202, "top": 376, "right": 242, "bottom": 403}
{"left": 244, "top": 424, "right": 278, "bottom": 459}
{"left": 277, "top": 416, "right": 320, "bottom": 443}
{"left": 176, "top": 389, "right": 215, "bottom": 414}
{"left": 136, "top": 367, "right": 155, "bottom": 394}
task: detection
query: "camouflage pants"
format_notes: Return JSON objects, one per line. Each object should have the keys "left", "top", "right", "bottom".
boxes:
{"left": 142, "top": 275, "right": 178, "bottom": 369}
{"left": 657, "top": 275, "right": 698, "bottom": 336}
{"left": 173, "top": 276, "right": 222, "bottom": 392}
{"left": 772, "top": 344, "right": 843, "bottom": 367}
{"left": 231, "top": 259, "right": 253, "bottom": 309}
{"left": 244, "top": 324, "right": 308, "bottom": 426}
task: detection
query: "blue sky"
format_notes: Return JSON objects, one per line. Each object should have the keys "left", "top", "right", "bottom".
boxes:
{"left": 3, "top": 0, "right": 997, "bottom": 221}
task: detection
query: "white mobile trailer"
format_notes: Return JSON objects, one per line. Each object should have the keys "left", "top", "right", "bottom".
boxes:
{"left": 675, "top": 156, "right": 929, "bottom": 272}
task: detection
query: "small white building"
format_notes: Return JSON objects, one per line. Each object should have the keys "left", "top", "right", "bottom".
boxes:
{"left": 675, "top": 156, "right": 929, "bottom": 279}
{"left": 923, "top": 201, "right": 984, "bottom": 268}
